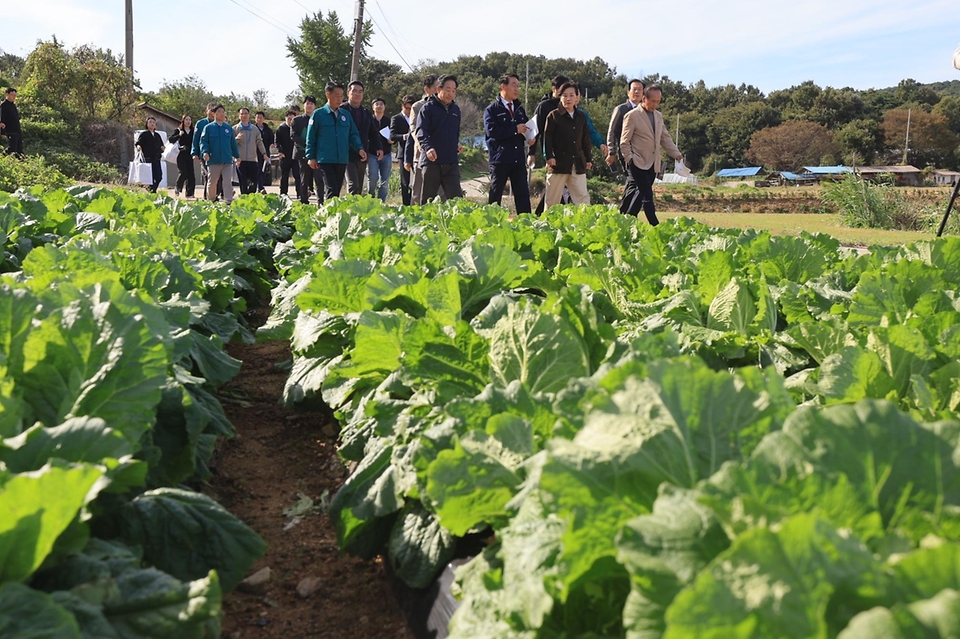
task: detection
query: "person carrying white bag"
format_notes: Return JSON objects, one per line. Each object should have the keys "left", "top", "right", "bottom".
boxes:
{"left": 134, "top": 117, "right": 164, "bottom": 192}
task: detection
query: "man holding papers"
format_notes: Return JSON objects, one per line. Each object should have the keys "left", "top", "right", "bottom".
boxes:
{"left": 369, "top": 97, "right": 392, "bottom": 202}
{"left": 484, "top": 73, "right": 534, "bottom": 214}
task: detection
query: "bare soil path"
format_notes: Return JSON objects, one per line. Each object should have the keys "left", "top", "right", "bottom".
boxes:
{"left": 207, "top": 319, "right": 409, "bottom": 638}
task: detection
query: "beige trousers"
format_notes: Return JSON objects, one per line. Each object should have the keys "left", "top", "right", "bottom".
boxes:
{"left": 544, "top": 172, "right": 589, "bottom": 207}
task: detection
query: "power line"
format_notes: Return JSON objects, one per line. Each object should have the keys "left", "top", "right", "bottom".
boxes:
{"left": 224, "top": 0, "right": 297, "bottom": 36}
{"left": 372, "top": 0, "right": 414, "bottom": 63}
{"left": 367, "top": 14, "right": 414, "bottom": 72}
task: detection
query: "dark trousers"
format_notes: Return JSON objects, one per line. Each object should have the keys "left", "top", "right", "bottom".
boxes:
{"left": 280, "top": 157, "right": 300, "bottom": 197}
{"left": 399, "top": 164, "right": 411, "bottom": 205}
{"left": 488, "top": 162, "right": 531, "bottom": 213}
{"left": 4, "top": 132, "right": 23, "bottom": 157}
{"left": 238, "top": 160, "right": 259, "bottom": 194}
{"left": 620, "top": 163, "right": 659, "bottom": 225}
{"left": 319, "top": 163, "right": 347, "bottom": 201}
{"left": 346, "top": 158, "right": 365, "bottom": 195}
{"left": 298, "top": 157, "right": 321, "bottom": 203}
{"left": 421, "top": 163, "right": 461, "bottom": 202}
{"left": 175, "top": 152, "right": 195, "bottom": 196}
{"left": 618, "top": 161, "right": 639, "bottom": 215}
{"left": 148, "top": 159, "right": 162, "bottom": 192}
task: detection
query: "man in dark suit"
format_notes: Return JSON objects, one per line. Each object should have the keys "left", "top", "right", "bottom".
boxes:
{"left": 606, "top": 79, "right": 644, "bottom": 214}
{"left": 274, "top": 110, "right": 300, "bottom": 197}
{"left": 390, "top": 95, "right": 415, "bottom": 205}
{"left": 293, "top": 96, "right": 319, "bottom": 203}
{"left": 484, "top": 74, "right": 533, "bottom": 213}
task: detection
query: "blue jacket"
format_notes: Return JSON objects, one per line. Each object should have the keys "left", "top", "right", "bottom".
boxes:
{"left": 305, "top": 104, "right": 363, "bottom": 164}
{"left": 580, "top": 107, "right": 604, "bottom": 149}
{"left": 484, "top": 97, "right": 529, "bottom": 165}
{"left": 192, "top": 117, "right": 210, "bottom": 158}
{"left": 416, "top": 96, "right": 461, "bottom": 166}
{"left": 199, "top": 120, "right": 239, "bottom": 165}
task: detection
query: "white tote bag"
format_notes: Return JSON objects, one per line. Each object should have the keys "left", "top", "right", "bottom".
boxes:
{"left": 128, "top": 151, "right": 152, "bottom": 185}
{"left": 161, "top": 142, "right": 179, "bottom": 163}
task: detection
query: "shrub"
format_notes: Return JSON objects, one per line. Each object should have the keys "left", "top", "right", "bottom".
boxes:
{"left": 821, "top": 174, "right": 895, "bottom": 228}
{"left": 0, "top": 154, "right": 71, "bottom": 192}
{"left": 48, "top": 151, "right": 124, "bottom": 183}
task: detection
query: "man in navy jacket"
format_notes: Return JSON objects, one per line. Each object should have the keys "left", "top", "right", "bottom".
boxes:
{"left": 484, "top": 74, "right": 533, "bottom": 213}
{"left": 416, "top": 74, "right": 462, "bottom": 203}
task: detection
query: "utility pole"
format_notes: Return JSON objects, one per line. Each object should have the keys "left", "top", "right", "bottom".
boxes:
{"left": 124, "top": 0, "right": 134, "bottom": 73}
{"left": 903, "top": 107, "right": 912, "bottom": 165}
{"left": 524, "top": 59, "right": 529, "bottom": 110}
{"left": 349, "top": 0, "right": 365, "bottom": 83}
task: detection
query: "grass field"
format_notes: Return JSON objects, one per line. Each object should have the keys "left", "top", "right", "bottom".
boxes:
{"left": 659, "top": 210, "right": 936, "bottom": 247}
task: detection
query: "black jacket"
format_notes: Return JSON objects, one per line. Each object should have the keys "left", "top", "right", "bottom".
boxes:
{"left": 136, "top": 130, "right": 164, "bottom": 161}
{"left": 292, "top": 113, "right": 310, "bottom": 159}
{"left": 1, "top": 99, "right": 22, "bottom": 135}
{"left": 275, "top": 122, "right": 295, "bottom": 158}
{"left": 169, "top": 127, "right": 194, "bottom": 150}
{"left": 544, "top": 108, "right": 591, "bottom": 175}
{"left": 257, "top": 123, "right": 274, "bottom": 161}
{"left": 346, "top": 104, "right": 382, "bottom": 161}
{"left": 372, "top": 114, "right": 391, "bottom": 154}
{"left": 390, "top": 112, "right": 410, "bottom": 156}
{"left": 531, "top": 93, "right": 559, "bottom": 157}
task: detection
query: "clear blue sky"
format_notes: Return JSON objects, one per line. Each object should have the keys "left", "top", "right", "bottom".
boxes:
{"left": 5, "top": 0, "right": 960, "bottom": 106}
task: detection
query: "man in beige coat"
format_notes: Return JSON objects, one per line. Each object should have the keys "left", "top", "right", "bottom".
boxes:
{"left": 619, "top": 84, "right": 683, "bottom": 225}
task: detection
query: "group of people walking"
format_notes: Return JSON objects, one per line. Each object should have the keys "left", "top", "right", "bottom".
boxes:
{"left": 127, "top": 70, "right": 684, "bottom": 224}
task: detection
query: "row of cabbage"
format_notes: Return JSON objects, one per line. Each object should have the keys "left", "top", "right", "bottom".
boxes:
{"left": 0, "top": 186, "right": 296, "bottom": 638}
{"left": 265, "top": 196, "right": 960, "bottom": 637}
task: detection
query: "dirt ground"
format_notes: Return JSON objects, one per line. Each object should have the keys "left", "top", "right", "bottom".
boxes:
{"left": 207, "top": 329, "right": 410, "bottom": 638}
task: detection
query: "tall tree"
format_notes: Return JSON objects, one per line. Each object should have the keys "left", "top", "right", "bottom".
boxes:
{"left": 834, "top": 118, "right": 882, "bottom": 165}
{"left": 747, "top": 120, "right": 839, "bottom": 170}
{"left": 287, "top": 11, "right": 372, "bottom": 97}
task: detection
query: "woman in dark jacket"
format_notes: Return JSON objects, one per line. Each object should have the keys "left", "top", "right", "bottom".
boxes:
{"left": 169, "top": 114, "right": 196, "bottom": 198}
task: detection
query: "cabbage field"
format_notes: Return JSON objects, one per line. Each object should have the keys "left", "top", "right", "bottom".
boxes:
{"left": 4, "top": 186, "right": 960, "bottom": 637}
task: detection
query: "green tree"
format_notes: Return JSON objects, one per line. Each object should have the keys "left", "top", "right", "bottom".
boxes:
{"left": 707, "top": 102, "right": 781, "bottom": 167}
{"left": 19, "top": 39, "right": 137, "bottom": 125}
{"left": 894, "top": 78, "right": 940, "bottom": 108}
{"left": 933, "top": 95, "right": 960, "bottom": 135}
{"left": 287, "top": 11, "right": 373, "bottom": 96}
{"left": 834, "top": 118, "right": 882, "bottom": 165}
{"left": 0, "top": 49, "right": 25, "bottom": 86}
{"left": 809, "top": 87, "right": 864, "bottom": 128}
{"left": 149, "top": 75, "right": 215, "bottom": 120}
{"left": 746, "top": 120, "right": 839, "bottom": 170}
